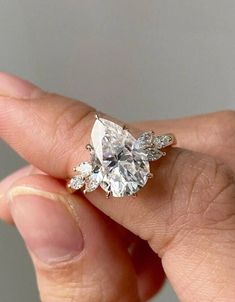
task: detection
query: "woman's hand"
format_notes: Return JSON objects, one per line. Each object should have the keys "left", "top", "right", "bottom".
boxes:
{"left": 0, "top": 73, "right": 234, "bottom": 302}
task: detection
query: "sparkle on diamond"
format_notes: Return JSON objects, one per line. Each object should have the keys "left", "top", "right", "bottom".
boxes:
{"left": 91, "top": 118, "right": 150, "bottom": 197}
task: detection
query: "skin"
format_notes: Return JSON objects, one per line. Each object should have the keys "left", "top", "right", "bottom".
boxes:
{"left": 0, "top": 72, "right": 234, "bottom": 301}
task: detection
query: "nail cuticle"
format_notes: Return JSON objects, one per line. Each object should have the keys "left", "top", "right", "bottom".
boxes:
{"left": 7, "top": 186, "right": 79, "bottom": 224}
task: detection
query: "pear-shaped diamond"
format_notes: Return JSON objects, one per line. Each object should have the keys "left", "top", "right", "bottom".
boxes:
{"left": 91, "top": 118, "right": 150, "bottom": 197}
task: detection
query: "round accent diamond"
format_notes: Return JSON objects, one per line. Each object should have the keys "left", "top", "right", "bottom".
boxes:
{"left": 91, "top": 118, "right": 150, "bottom": 197}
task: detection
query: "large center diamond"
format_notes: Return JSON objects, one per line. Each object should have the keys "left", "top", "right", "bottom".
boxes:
{"left": 91, "top": 118, "right": 150, "bottom": 197}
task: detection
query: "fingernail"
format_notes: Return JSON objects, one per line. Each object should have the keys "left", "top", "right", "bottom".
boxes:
{"left": 8, "top": 187, "right": 84, "bottom": 264}
{"left": 0, "top": 72, "right": 44, "bottom": 99}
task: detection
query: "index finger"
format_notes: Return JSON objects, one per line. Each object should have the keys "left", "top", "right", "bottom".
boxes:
{"left": 1, "top": 73, "right": 234, "bottom": 179}
{"left": 0, "top": 73, "right": 95, "bottom": 178}
{"left": 135, "top": 110, "right": 235, "bottom": 170}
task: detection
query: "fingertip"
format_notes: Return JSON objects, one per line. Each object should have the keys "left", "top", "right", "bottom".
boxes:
{"left": 7, "top": 174, "right": 140, "bottom": 301}
{"left": 0, "top": 166, "right": 46, "bottom": 224}
{"left": 10, "top": 192, "right": 84, "bottom": 265}
{"left": 0, "top": 72, "right": 44, "bottom": 99}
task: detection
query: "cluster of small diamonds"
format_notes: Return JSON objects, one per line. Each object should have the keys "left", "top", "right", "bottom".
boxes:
{"left": 134, "top": 131, "right": 174, "bottom": 161}
{"left": 67, "top": 161, "right": 103, "bottom": 193}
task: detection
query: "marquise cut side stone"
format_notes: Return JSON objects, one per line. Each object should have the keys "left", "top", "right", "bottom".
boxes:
{"left": 74, "top": 162, "right": 93, "bottom": 178}
{"left": 85, "top": 170, "right": 103, "bottom": 192}
{"left": 68, "top": 175, "right": 85, "bottom": 190}
{"left": 145, "top": 148, "right": 165, "bottom": 161}
{"left": 155, "top": 135, "right": 173, "bottom": 149}
{"left": 134, "top": 131, "right": 154, "bottom": 150}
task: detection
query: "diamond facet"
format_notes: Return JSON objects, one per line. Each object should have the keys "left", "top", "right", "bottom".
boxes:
{"left": 91, "top": 118, "right": 150, "bottom": 197}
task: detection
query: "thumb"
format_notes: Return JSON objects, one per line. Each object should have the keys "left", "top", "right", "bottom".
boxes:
{"left": 7, "top": 175, "right": 140, "bottom": 302}
{"left": 87, "top": 148, "right": 235, "bottom": 301}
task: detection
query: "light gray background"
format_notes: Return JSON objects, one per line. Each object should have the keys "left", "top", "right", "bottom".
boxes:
{"left": 0, "top": 1, "right": 235, "bottom": 301}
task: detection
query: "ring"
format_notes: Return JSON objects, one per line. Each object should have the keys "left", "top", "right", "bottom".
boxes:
{"left": 67, "top": 114, "right": 176, "bottom": 198}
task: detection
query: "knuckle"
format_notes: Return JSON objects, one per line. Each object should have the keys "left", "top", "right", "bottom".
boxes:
{"left": 47, "top": 100, "right": 95, "bottom": 176}
{"left": 55, "top": 102, "right": 94, "bottom": 136}
{"left": 160, "top": 151, "right": 235, "bottom": 250}
{"left": 200, "top": 163, "right": 235, "bottom": 227}
{"left": 51, "top": 101, "right": 94, "bottom": 144}
{"left": 40, "top": 284, "right": 104, "bottom": 302}
{"left": 38, "top": 260, "right": 134, "bottom": 302}
{"left": 38, "top": 265, "right": 105, "bottom": 302}
{"left": 180, "top": 154, "right": 235, "bottom": 227}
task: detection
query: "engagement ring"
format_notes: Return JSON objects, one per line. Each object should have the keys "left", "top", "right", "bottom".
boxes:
{"left": 67, "top": 114, "right": 176, "bottom": 197}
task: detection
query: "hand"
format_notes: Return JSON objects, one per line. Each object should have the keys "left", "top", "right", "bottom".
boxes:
{"left": 0, "top": 73, "right": 234, "bottom": 302}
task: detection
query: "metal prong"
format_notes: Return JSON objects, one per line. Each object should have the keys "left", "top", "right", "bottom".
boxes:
{"left": 106, "top": 191, "right": 111, "bottom": 199}
{"left": 95, "top": 113, "right": 100, "bottom": 120}
{"left": 73, "top": 167, "right": 77, "bottom": 172}
{"left": 166, "top": 133, "right": 176, "bottom": 144}
{"left": 147, "top": 173, "right": 154, "bottom": 179}
{"left": 83, "top": 189, "right": 87, "bottom": 194}
{"left": 123, "top": 124, "right": 128, "bottom": 131}
{"left": 132, "top": 193, "right": 137, "bottom": 198}
{"left": 66, "top": 183, "right": 75, "bottom": 194}
{"left": 86, "top": 144, "right": 93, "bottom": 151}
{"left": 162, "top": 152, "right": 166, "bottom": 156}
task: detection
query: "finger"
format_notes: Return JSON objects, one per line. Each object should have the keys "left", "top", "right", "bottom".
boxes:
{"left": 0, "top": 162, "right": 164, "bottom": 300}
{"left": 0, "top": 73, "right": 94, "bottom": 178}
{"left": 0, "top": 166, "right": 137, "bottom": 252}
{"left": 1, "top": 73, "right": 235, "bottom": 301}
{"left": 0, "top": 165, "right": 45, "bottom": 223}
{"left": 1, "top": 73, "right": 234, "bottom": 177}
{"left": 112, "top": 227, "right": 165, "bottom": 301}
{"left": 0, "top": 74, "right": 235, "bottom": 177}
{"left": 135, "top": 110, "right": 235, "bottom": 170}
{"left": 88, "top": 149, "right": 235, "bottom": 301}
{"left": 7, "top": 174, "right": 141, "bottom": 302}
{"left": 1, "top": 170, "right": 164, "bottom": 301}
{"left": 5, "top": 102, "right": 223, "bottom": 224}
{"left": 0, "top": 165, "right": 137, "bottom": 248}
{"left": 0, "top": 72, "right": 43, "bottom": 99}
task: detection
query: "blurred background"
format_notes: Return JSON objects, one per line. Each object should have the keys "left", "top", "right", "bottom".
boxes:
{"left": 0, "top": 1, "right": 235, "bottom": 301}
